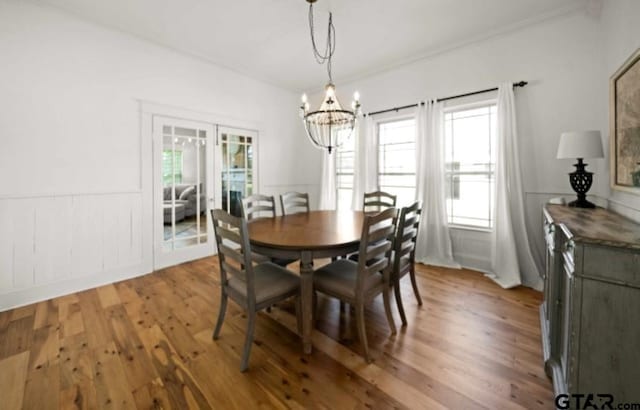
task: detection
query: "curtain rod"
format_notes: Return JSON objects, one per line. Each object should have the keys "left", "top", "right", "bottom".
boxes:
{"left": 363, "top": 81, "right": 528, "bottom": 117}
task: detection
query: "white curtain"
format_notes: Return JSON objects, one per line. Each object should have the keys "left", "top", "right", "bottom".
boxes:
{"left": 415, "top": 101, "right": 460, "bottom": 269}
{"left": 489, "top": 83, "right": 539, "bottom": 288}
{"left": 351, "top": 116, "right": 378, "bottom": 210}
{"left": 318, "top": 149, "right": 336, "bottom": 210}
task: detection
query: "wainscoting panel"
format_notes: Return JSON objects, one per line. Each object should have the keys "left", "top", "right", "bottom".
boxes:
{"left": 0, "top": 192, "right": 147, "bottom": 311}
{"left": 11, "top": 199, "right": 36, "bottom": 289}
{"left": 34, "top": 196, "right": 73, "bottom": 285}
{"left": 0, "top": 200, "right": 12, "bottom": 289}
{"left": 450, "top": 228, "right": 492, "bottom": 273}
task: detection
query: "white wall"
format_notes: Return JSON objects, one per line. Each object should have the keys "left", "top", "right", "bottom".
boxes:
{"left": 0, "top": 0, "right": 317, "bottom": 310}
{"left": 318, "top": 10, "right": 606, "bottom": 288}
{"left": 601, "top": 0, "right": 640, "bottom": 222}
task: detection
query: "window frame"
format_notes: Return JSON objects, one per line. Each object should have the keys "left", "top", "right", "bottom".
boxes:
{"left": 442, "top": 99, "right": 497, "bottom": 232}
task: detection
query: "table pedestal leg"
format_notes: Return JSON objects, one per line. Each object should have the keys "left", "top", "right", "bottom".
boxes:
{"left": 299, "top": 251, "right": 314, "bottom": 354}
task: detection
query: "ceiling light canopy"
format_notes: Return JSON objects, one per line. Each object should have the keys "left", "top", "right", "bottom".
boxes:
{"left": 299, "top": 0, "right": 360, "bottom": 154}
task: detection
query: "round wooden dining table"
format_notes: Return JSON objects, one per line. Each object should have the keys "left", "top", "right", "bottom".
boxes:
{"left": 248, "top": 210, "right": 365, "bottom": 354}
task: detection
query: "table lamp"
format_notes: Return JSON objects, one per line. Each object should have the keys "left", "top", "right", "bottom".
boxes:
{"left": 556, "top": 130, "right": 604, "bottom": 208}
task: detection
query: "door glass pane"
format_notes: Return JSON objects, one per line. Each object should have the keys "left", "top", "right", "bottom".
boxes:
{"left": 162, "top": 125, "right": 208, "bottom": 250}
{"left": 221, "top": 132, "right": 255, "bottom": 217}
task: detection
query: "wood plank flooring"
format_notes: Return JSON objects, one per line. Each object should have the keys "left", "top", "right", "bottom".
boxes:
{"left": 0, "top": 257, "right": 554, "bottom": 409}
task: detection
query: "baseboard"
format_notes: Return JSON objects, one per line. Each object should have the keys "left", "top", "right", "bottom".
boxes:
{"left": 0, "top": 262, "right": 152, "bottom": 312}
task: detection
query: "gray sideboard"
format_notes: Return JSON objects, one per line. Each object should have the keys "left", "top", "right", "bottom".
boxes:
{"left": 541, "top": 204, "right": 640, "bottom": 403}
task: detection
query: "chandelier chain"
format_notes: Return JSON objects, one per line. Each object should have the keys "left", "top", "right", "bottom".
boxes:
{"left": 308, "top": 3, "right": 336, "bottom": 83}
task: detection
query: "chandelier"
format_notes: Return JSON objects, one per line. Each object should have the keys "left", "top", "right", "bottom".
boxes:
{"left": 299, "top": 0, "right": 360, "bottom": 154}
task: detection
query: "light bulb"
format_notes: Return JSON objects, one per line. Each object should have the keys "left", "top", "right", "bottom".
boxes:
{"left": 353, "top": 91, "right": 360, "bottom": 102}
{"left": 325, "top": 84, "right": 335, "bottom": 98}
{"left": 301, "top": 93, "right": 307, "bottom": 103}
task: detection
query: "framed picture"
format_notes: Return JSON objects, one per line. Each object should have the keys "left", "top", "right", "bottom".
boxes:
{"left": 610, "top": 47, "right": 640, "bottom": 192}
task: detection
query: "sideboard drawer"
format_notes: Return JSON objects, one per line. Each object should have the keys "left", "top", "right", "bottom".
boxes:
{"left": 582, "top": 245, "right": 640, "bottom": 287}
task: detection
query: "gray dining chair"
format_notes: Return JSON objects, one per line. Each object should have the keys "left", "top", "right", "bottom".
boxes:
{"left": 280, "top": 192, "right": 310, "bottom": 215}
{"left": 211, "top": 209, "right": 301, "bottom": 372}
{"left": 363, "top": 190, "right": 397, "bottom": 212}
{"left": 391, "top": 201, "right": 422, "bottom": 327}
{"left": 241, "top": 194, "right": 297, "bottom": 267}
{"left": 313, "top": 207, "right": 398, "bottom": 362}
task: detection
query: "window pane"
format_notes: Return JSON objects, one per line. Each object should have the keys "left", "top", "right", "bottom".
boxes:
{"left": 335, "top": 129, "right": 355, "bottom": 210}
{"left": 444, "top": 104, "right": 496, "bottom": 229}
{"left": 378, "top": 118, "right": 416, "bottom": 206}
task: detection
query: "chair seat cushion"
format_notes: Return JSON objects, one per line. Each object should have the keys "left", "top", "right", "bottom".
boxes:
{"left": 228, "top": 262, "right": 299, "bottom": 305}
{"left": 313, "top": 259, "right": 383, "bottom": 300}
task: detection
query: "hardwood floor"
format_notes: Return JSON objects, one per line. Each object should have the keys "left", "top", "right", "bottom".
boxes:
{"left": 0, "top": 257, "right": 554, "bottom": 409}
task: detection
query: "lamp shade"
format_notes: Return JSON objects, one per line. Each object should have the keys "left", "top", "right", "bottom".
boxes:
{"left": 556, "top": 130, "right": 604, "bottom": 159}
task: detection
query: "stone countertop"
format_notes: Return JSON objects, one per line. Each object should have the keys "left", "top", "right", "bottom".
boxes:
{"left": 544, "top": 204, "right": 640, "bottom": 250}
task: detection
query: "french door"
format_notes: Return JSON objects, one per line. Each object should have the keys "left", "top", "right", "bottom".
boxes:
{"left": 215, "top": 126, "right": 258, "bottom": 217}
{"left": 153, "top": 116, "right": 215, "bottom": 269}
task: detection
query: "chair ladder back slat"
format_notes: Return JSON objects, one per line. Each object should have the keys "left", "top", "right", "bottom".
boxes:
{"left": 221, "top": 260, "right": 247, "bottom": 283}
{"left": 242, "top": 194, "right": 276, "bottom": 221}
{"left": 363, "top": 191, "right": 397, "bottom": 212}
{"left": 280, "top": 192, "right": 310, "bottom": 215}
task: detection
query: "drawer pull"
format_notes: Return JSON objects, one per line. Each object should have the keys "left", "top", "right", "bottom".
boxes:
{"left": 564, "top": 240, "right": 575, "bottom": 253}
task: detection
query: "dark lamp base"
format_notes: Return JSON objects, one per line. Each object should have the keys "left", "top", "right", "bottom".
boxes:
{"left": 568, "top": 158, "right": 596, "bottom": 209}
{"left": 568, "top": 198, "right": 596, "bottom": 208}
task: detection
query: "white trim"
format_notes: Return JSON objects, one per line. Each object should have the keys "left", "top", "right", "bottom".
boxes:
{"left": 0, "top": 190, "right": 143, "bottom": 200}
{"left": 0, "top": 262, "right": 151, "bottom": 312}
{"left": 139, "top": 100, "right": 262, "bottom": 133}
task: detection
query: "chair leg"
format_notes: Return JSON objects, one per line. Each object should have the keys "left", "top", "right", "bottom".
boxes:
{"left": 409, "top": 265, "right": 423, "bottom": 306}
{"left": 240, "top": 310, "right": 256, "bottom": 372}
{"left": 394, "top": 279, "right": 408, "bottom": 327}
{"left": 382, "top": 288, "right": 397, "bottom": 335}
{"left": 355, "top": 303, "right": 371, "bottom": 363}
{"left": 213, "top": 292, "right": 227, "bottom": 340}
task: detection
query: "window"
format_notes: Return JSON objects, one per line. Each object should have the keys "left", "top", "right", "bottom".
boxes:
{"left": 378, "top": 118, "right": 416, "bottom": 206}
{"left": 162, "top": 149, "right": 183, "bottom": 185}
{"left": 335, "top": 131, "right": 355, "bottom": 210}
{"left": 444, "top": 104, "right": 497, "bottom": 229}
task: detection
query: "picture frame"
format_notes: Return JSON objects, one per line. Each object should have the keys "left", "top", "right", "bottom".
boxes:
{"left": 610, "top": 47, "right": 640, "bottom": 193}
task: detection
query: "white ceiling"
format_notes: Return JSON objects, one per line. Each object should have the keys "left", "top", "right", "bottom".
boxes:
{"left": 37, "top": 0, "right": 588, "bottom": 91}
